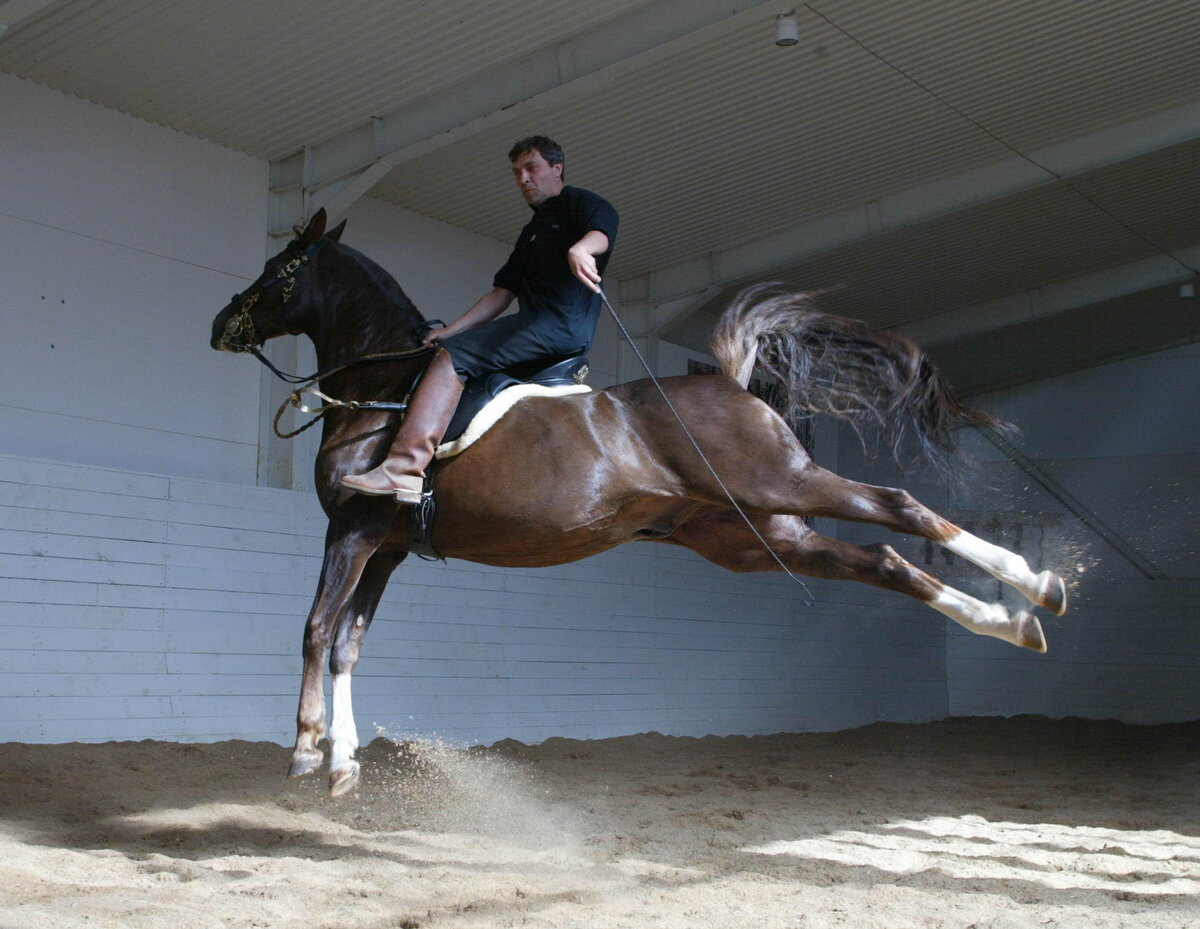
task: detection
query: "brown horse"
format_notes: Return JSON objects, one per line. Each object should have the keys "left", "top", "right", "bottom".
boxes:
{"left": 211, "top": 210, "right": 1067, "bottom": 796}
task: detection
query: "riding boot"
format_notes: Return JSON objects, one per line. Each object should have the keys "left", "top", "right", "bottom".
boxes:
{"left": 339, "top": 349, "right": 464, "bottom": 503}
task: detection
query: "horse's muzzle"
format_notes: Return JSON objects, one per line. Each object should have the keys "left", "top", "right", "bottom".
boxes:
{"left": 211, "top": 297, "right": 260, "bottom": 352}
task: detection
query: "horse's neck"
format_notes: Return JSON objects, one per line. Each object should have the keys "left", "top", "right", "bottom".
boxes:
{"left": 306, "top": 251, "right": 422, "bottom": 369}
{"left": 308, "top": 305, "right": 414, "bottom": 369}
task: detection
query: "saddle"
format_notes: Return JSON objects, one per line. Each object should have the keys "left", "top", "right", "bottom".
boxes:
{"left": 438, "top": 355, "right": 591, "bottom": 452}
{"left": 410, "top": 355, "right": 591, "bottom": 560}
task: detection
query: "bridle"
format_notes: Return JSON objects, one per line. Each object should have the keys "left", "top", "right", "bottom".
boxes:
{"left": 217, "top": 249, "right": 310, "bottom": 353}
{"left": 218, "top": 236, "right": 442, "bottom": 437}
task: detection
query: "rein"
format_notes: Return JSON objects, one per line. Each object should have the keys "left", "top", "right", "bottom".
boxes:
{"left": 597, "top": 288, "right": 817, "bottom": 607}
{"left": 251, "top": 344, "right": 437, "bottom": 439}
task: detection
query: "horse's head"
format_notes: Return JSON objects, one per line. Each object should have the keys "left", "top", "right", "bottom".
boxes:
{"left": 210, "top": 208, "right": 346, "bottom": 352}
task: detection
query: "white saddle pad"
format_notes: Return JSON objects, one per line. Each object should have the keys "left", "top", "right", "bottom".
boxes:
{"left": 435, "top": 383, "right": 591, "bottom": 460}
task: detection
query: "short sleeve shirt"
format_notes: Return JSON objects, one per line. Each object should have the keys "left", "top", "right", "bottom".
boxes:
{"left": 492, "top": 185, "right": 619, "bottom": 352}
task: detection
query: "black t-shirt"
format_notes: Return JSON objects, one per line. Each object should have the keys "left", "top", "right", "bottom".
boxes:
{"left": 492, "top": 185, "right": 619, "bottom": 352}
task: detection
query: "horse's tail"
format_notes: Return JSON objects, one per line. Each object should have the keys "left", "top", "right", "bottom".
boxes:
{"left": 709, "top": 283, "right": 1008, "bottom": 474}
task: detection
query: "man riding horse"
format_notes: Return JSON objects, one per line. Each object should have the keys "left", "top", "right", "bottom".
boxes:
{"left": 213, "top": 188, "right": 1067, "bottom": 796}
{"left": 340, "top": 135, "right": 619, "bottom": 502}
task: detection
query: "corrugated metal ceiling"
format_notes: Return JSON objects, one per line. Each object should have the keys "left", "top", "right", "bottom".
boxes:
{"left": 2, "top": 0, "right": 1197, "bottom": 384}
{"left": 666, "top": 137, "right": 1200, "bottom": 337}
{"left": 374, "top": 0, "right": 1199, "bottom": 282}
{"left": 0, "top": 0, "right": 657, "bottom": 160}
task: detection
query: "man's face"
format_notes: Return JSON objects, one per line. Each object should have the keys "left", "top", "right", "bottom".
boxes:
{"left": 511, "top": 149, "right": 563, "bottom": 207}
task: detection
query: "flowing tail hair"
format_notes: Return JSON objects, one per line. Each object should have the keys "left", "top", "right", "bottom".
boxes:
{"left": 710, "top": 284, "right": 1009, "bottom": 476}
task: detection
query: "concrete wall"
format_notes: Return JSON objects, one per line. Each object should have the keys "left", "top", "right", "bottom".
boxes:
{"left": 0, "top": 73, "right": 267, "bottom": 485}
{"left": 836, "top": 342, "right": 1199, "bottom": 724}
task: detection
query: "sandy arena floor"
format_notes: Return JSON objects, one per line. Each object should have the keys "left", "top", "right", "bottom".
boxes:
{"left": 0, "top": 716, "right": 1197, "bottom": 929}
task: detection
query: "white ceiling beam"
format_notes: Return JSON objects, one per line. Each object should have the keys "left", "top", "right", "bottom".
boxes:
{"left": 900, "top": 242, "right": 1200, "bottom": 346}
{"left": 269, "top": 0, "right": 772, "bottom": 236}
{"left": 628, "top": 98, "right": 1200, "bottom": 335}
{"left": 0, "top": 0, "right": 59, "bottom": 37}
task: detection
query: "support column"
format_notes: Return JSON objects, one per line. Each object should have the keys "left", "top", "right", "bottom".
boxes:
{"left": 618, "top": 334, "right": 661, "bottom": 384}
{"left": 256, "top": 338, "right": 298, "bottom": 489}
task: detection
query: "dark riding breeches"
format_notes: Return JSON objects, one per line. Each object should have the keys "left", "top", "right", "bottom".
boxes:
{"left": 439, "top": 312, "right": 587, "bottom": 380}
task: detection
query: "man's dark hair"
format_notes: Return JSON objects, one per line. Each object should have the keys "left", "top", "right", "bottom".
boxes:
{"left": 508, "top": 135, "right": 565, "bottom": 175}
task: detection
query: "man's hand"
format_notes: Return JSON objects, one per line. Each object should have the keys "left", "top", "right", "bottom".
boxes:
{"left": 426, "top": 286, "right": 516, "bottom": 344}
{"left": 567, "top": 231, "right": 610, "bottom": 293}
{"left": 568, "top": 246, "right": 601, "bottom": 293}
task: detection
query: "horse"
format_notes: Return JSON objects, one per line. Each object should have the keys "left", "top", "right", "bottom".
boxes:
{"left": 211, "top": 209, "right": 1067, "bottom": 796}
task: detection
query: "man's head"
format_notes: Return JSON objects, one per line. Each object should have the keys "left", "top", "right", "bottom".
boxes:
{"left": 509, "top": 135, "right": 565, "bottom": 207}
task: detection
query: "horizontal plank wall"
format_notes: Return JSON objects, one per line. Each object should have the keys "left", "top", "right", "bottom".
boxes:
{"left": 0, "top": 452, "right": 947, "bottom": 746}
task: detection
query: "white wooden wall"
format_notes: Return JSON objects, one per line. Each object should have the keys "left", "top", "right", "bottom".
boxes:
{"left": 4, "top": 73, "right": 943, "bottom": 748}
{"left": 945, "top": 343, "right": 1200, "bottom": 723}
{"left": 0, "top": 451, "right": 947, "bottom": 745}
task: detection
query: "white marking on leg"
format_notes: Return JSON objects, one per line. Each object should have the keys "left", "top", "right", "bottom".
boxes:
{"left": 930, "top": 585, "right": 1022, "bottom": 646}
{"left": 329, "top": 672, "right": 359, "bottom": 768}
{"left": 943, "top": 529, "right": 1041, "bottom": 602}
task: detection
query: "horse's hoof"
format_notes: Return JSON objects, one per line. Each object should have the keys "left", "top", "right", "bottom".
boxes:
{"left": 1015, "top": 611, "right": 1047, "bottom": 653}
{"left": 329, "top": 761, "right": 360, "bottom": 797}
{"left": 1036, "top": 570, "right": 1068, "bottom": 616}
{"left": 288, "top": 748, "right": 324, "bottom": 779}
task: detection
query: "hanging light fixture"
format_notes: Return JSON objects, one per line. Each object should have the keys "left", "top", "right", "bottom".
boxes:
{"left": 775, "top": 10, "right": 799, "bottom": 46}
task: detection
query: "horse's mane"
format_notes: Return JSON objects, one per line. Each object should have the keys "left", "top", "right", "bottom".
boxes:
{"left": 323, "top": 239, "right": 427, "bottom": 328}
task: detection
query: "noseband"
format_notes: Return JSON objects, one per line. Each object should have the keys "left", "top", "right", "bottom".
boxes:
{"left": 219, "top": 251, "right": 309, "bottom": 352}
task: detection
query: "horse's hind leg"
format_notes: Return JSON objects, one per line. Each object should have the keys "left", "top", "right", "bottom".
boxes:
{"left": 670, "top": 513, "right": 1046, "bottom": 651}
{"left": 939, "top": 524, "right": 1066, "bottom": 615}
{"left": 326, "top": 549, "right": 404, "bottom": 797}
{"left": 748, "top": 466, "right": 1066, "bottom": 616}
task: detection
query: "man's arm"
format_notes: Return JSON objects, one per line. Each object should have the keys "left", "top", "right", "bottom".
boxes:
{"left": 423, "top": 286, "right": 516, "bottom": 345}
{"left": 567, "top": 230, "right": 610, "bottom": 293}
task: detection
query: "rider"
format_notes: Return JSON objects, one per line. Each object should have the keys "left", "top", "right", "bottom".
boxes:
{"left": 340, "top": 135, "right": 619, "bottom": 502}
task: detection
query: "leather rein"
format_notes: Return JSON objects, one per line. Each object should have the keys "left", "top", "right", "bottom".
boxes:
{"left": 254, "top": 344, "right": 437, "bottom": 439}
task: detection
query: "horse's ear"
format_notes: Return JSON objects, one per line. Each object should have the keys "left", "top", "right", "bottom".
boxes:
{"left": 298, "top": 208, "right": 327, "bottom": 247}
{"left": 326, "top": 219, "right": 347, "bottom": 242}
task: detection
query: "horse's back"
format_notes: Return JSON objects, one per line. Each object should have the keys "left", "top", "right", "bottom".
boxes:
{"left": 603, "top": 373, "right": 803, "bottom": 458}
{"left": 432, "top": 373, "right": 797, "bottom": 533}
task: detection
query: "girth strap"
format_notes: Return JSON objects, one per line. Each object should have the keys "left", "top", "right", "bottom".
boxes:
{"left": 407, "top": 464, "right": 442, "bottom": 561}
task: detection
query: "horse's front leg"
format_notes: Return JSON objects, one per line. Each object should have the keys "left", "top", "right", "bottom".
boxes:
{"left": 289, "top": 525, "right": 380, "bottom": 780}
{"left": 326, "top": 549, "right": 405, "bottom": 796}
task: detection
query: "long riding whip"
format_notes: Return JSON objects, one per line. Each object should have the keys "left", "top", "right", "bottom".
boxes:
{"left": 597, "top": 287, "right": 816, "bottom": 607}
